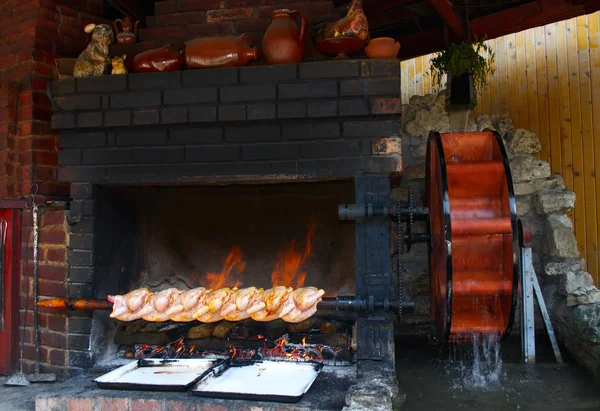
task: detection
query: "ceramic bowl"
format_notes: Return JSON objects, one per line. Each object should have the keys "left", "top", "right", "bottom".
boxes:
{"left": 365, "top": 37, "right": 401, "bottom": 59}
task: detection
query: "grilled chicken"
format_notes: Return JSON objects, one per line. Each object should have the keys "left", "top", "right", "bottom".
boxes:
{"left": 108, "top": 286, "right": 325, "bottom": 323}
{"left": 224, "top": 286, "right": 265, "bottom": 321}
{"left": 108, "top": 287, "right": 153, "bottom": 321}
{"left": 142, "top": 288, "right": 181, "bottom": 322}
{"left": 195, "top": 287, "right": 235, "bottom": 323}
{"left": 250, "top": 286, "right": 293, "bottom": 322}
{"left": 167, "top": 287, "right": 210, "bottom": 322}
{"left": 280, "top": 287, "right": 325, "bottom": 323}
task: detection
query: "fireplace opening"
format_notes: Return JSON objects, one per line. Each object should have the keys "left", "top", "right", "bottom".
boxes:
{"left": 87, "top": 181, "right": 356, "bottom": 366}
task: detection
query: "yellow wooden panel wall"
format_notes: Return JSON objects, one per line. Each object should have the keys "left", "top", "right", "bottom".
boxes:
{"left": 400, "top": 11, "right": 600, "bottom": 284}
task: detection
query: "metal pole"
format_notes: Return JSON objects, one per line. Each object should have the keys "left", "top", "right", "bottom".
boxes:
{"left": 521, "top": 247, "right": 536, "bottom": 364}
{"left": 531, "top": 267, "right": 563, "bottom": 363}
{"left": 32, "top": 203, "right": 40, "bottom": 374}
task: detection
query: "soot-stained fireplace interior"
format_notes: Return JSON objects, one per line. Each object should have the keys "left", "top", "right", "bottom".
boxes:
{"left": 50, "top": 59, "right": 403, "bottom": 383}
{"left": 90, "top": 182, "right": 357, "bottom": 364}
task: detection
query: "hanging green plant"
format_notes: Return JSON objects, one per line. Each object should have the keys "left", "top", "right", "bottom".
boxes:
{"left": 429, "top": 37, "right": 495, "bottom": 91}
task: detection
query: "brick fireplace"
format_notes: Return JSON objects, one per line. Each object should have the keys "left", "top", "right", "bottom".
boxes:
{"left": 47, "top": 57, "right": 403, "bottom": 386}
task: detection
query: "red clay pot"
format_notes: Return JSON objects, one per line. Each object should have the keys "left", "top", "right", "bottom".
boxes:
{"left": 262, "top": 9, "right": 306, "bottom": 65}
{"left": 185, "top": 34, "right": 258, "bottom": 69}
{"left": 133, "top": 44, "right": 185, "bottom": 73}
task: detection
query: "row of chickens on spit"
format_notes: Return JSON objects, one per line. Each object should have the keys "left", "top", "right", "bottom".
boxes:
{"left": 108, "top": 286, "right": 326, "bottom": 324}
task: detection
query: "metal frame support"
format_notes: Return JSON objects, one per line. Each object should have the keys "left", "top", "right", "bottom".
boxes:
{"left": 353, "top": 175, "right": 395, "bottom": 375}
{"left": 519, "top": 219, "right": 563, "bottom": 364}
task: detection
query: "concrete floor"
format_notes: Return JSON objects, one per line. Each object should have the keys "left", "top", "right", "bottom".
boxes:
{"left": 0, "top": 376, "right": 60, "bottom": 411}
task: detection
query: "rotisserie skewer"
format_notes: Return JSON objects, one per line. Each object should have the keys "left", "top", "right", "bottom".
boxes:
{"left": 38, "top": 286, "right": 326, "bottom": 324}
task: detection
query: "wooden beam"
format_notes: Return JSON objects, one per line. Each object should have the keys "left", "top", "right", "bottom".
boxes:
{"left": 363, "top": 0, "right": 416, "bottom": 16}
{"left": 396, "top": 0, "right": 589, "bottom": 59}
{"left": 427, "top": 0, "right": 465, "bottom": 40}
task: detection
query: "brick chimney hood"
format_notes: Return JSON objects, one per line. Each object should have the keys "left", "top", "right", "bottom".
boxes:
{"left": 49, "top": 59, "right": 402, "bottom": 184}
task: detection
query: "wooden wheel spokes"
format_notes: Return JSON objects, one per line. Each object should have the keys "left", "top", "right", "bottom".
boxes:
{"left": 425, "top": 131, "right": 519, "bottom": 343}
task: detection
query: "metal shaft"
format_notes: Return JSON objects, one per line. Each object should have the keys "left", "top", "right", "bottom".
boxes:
{"left": 33, "top": 204, "right": 40, "bottom": 374}
{"left": 38, "top": 296, "right": 415, "bottom": 315}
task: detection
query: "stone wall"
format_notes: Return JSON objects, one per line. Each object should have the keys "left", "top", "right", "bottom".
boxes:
{"left": 397, "top": 91, "right": 600, "bottom": 378}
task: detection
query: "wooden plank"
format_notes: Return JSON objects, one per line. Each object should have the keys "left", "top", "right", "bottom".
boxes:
{"left": 566, "top": 18, "right": 586, "bottom": 257}
{"left": 546, "top": 23, "right": 563, "bottom": 176}
{"left": 590, "top": 11, "right": 600, "bottom": 285}
{"left": 427, "top": 0, "right": 466, "bottom": 40}
{"left": 507, "top": 33, "right": 519, "bottom": 125}
{"left": 535, "top": 25, "right": 551, "bottom": 163}
{"left": 496, "top": 36, "right": 510, "bottom": 116}
{"left": 478, "top": 40, "right": 492, "bottom": 117}
{"left": 557, "top": 21, "right": 575, "bottom": 223}
{"left": 407, "top": 58, "right": 416, "bottom": 98}
{"left": 489, "top": 38, "right": 500, "bottom": 116}
{"left": 415, "top": 55, "right": 424, "bottom": 96}
{"left": 526, "top": 28, "right": 540, "bottom": 145}
{"left": 423, "top": 54, "right": 432, "bottom": 95}
{"left": 401, "top": 59, "right": 409, "bottom": 105}
{"left": 516, "top": 31, "right": 529, "bottom": 129}
{"left": 576, "top": 14, "right": 598, "bottom": 284}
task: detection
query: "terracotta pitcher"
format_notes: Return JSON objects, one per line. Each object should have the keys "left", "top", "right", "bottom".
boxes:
{"left": 114, "top": 17, "right": 139, "bottom": 44}
{"left": 262, "top": 9, "right": 306, "bottom": 65}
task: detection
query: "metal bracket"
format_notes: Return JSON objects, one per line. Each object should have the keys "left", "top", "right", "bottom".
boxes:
{"left": 519, "top": 219, "right": 563, "bottom": 364}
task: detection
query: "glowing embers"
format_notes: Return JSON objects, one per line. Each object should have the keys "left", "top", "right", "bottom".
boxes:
{"left": 119, "top": 332, "right": 353, "bottom": 365}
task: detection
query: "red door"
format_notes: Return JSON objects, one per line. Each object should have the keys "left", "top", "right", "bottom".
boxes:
{"left": 0, "top": 209, "right": 21, "bottom": 375}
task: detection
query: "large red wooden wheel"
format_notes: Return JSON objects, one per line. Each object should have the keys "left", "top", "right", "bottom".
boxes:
{"left": 425, "top": 131, "right": 519, "bottom": 343}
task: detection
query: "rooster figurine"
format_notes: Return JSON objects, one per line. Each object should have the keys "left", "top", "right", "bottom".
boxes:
{"left": 313, "top": 0, "right": 369, "bottom": 42}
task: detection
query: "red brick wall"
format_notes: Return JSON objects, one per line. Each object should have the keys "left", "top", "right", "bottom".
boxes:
{"left": 113, "top": 0, "right": 344, "bottom": 68}
{"left": 20, "top": 208, "right": 71, "bottom": 375}
{"left": 0, "top": 0, "right": 104, "bottom": 377}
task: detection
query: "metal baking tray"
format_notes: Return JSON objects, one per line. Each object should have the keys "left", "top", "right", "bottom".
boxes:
{"left": 95, "top": 358, "right": 223, "bottom": 391}
{"left": 192, "top": 359, "right": 323, "bottom": 403}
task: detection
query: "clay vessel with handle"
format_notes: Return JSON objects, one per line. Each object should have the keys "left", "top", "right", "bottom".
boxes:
{"left": 262, "top": 9, "right": 306, "bottom": 65}
{"left": 185, "top": 34, "right": 258, "bottom": 69}
{"left": 114, "top": 17, "right": 139, "bottom": 44}
{"left": 133, "top": 44, "right": 184, "bottom": 73}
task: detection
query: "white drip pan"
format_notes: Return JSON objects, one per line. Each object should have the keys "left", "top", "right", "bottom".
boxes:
{"left": 95, "top": 358, "right": 221, "bottom": 391}
{"left": 192, "top": 360, "right": 323, "bottom": 403}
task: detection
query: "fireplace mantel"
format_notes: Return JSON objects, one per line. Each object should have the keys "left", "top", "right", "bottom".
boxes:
{"left": 50, "top": 59, "right": 402, "bottom": 185}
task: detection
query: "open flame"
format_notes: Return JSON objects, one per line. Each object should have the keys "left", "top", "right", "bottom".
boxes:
{"left": 271, "top": 218, "right": 316, "bottom": 288}
{"left": 204, "top": 246, "right": 246, "bottom": 289}
{"left": 128, "top": 334, "right": 350, "bottom": 364}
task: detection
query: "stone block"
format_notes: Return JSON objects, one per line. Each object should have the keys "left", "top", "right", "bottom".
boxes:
{"left": 570, "top": 304, "right": 600, "bottom": 342}
{"left": 544, "top": 258, "right": 586, "bottom": 277}
{"left": 515, "top": 195, "right": 531, "bottom": 215}
{"left": 475, "top": 113, "right": 494, "bottom": 131}
{"left": 534, "top": 189, "right": 576, "bottom": 215}
{"left": 567, "top": 290, "right": 600, "bottom": 306}
{"left": 509, "top": 155, "right": 551, "bottom": 183}
{"left": 513, "top": 174, "right": 565, "bottom": 195}
{"left": 493, "top": 116, "right": 515, "bottom": 138}
{"left": 558, "top": 271, "right": 594, "bottom": 296}
{"left": 543, "top": 214, "right": 580, "bottom": 258}
{"left": 507, "top": 128, "right": 541, "bottom": 155}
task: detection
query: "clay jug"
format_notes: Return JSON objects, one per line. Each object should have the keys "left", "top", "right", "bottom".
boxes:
{"left": 262, "top": 9, "right": 306, "bottom": 65}
{"left": 114, "top": 17, "right": 139, "bottom": 44}
{"left": 133, "top": 44, "right": 185, "bottom": 73}
{"left": 185, "top": 34, "right": 258, "bottom": 69}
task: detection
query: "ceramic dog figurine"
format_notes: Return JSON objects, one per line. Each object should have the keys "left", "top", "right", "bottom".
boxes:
{"left": 73, "top": 23, "right": 114, "bottom": 78}
{"left": 111, "top": 55, "right": 128, "bottom": 75}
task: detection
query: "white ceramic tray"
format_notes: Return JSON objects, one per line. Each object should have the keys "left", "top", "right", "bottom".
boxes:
{"left": 192, "top": 360, "right": 323, "bottom": 403}
{"left": 95, "top": 358, "right": 221, "bottom": 391}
